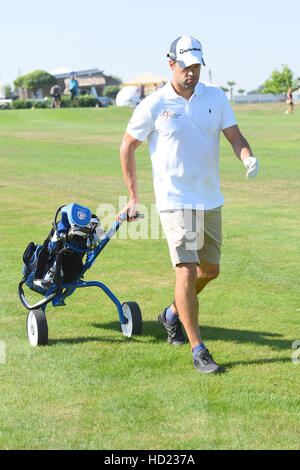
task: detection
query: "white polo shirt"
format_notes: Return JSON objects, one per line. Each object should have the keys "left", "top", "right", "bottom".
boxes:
{"left": 126, "top": 81, "right": 237, "bottom": 211}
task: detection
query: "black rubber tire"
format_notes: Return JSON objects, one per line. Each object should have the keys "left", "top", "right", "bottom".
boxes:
{"left": 26, "top": 309, "right": 48, "bottom": 346}
{"left": 121, "top": 301, "right": 142, "bottom": 337}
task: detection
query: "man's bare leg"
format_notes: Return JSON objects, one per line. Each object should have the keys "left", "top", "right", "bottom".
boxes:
{"left": 195, "top": 259, "right": 220, "bottom": 294}
{"left": 169, "top": 260, "right": 220, "bottom": 342}
{"left": 173, "top": 262, "right": 201, "bottom": 348}
{"left": 160, "top": 260, "right": 222, "bottom": 373}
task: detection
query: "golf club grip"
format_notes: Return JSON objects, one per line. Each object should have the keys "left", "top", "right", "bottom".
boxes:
{"left": 119, "top": 212, "right": 144, "bottom": 222}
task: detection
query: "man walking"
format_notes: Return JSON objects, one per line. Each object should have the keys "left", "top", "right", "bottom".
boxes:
{"left": 68, "top": 72, "right": 79, "bottom": 108}
{"left": 50, "top": 84, "right": 62, "bottom": 108}
{"left": 119, "top": 35, "right": 260, "bottom": 374}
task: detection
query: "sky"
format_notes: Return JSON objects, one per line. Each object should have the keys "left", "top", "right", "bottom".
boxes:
{"left": 0, "top": 0, "right": 299, "bottom": 93}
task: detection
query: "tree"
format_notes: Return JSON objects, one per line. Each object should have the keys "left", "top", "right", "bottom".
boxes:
{"left": 227, "top": 81, "right": 236, "bottom": 101}
{"left": 14, "top": 70, "right": 56, "bottom": 90}
{"left": 103, "top": 86, "right": 120, "bottom": 99}
{"left": 221, "top": 86, "right": 229, "bottom": 93}
{"left": 5, "top": 84, "right": 12, "bottom": 98}
{"left": 238, "top": 89, "right": 245, "bottom": 95}
{"left": 262, "top": 65, "right": 293, "bottom": 94}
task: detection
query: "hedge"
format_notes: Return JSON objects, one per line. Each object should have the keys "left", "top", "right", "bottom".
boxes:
{"left": 4, "top": 94, "right": 105, "bottom": 109}
{"left": 12, "top": 100, "right": 33, "bottom": 109}
{"left": 0, "top": 102, "right": 11, "bottom": 110}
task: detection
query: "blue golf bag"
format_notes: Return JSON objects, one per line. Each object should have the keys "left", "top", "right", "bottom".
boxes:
{"left": 21, "top": 203, "right": 101, "bottom": 297}
{"left": 19, "top": 203, "right": 144, "bottom": 346}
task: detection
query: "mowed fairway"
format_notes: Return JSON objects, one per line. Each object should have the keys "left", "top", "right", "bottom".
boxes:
{"left": 0, "top": 103, "right": 299, "bottom": 450}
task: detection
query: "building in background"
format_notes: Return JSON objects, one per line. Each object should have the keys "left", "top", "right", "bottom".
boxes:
{"left": 51, "top": 68, "right": 121, "bottom": 98}
{"left": 17, "top": 68, "right": 122, "bottom": 100}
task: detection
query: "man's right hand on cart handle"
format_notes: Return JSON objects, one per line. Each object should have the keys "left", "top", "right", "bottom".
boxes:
{"left": 117, "top": 200, "right": 141, "bottom": 222}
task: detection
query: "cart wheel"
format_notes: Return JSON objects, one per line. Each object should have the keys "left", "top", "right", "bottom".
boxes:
{"left": 26, "top": 309, "right": 48, "bottom": 346}
{"left": 121, "top": 302, "right": 142, "bottom": 337}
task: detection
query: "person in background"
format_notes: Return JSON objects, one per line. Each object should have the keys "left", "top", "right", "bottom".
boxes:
{"left": 68, "top": 73, "right": 79, "bottom": 108}
{"left": 137, "top": 83, "right": 145, "bottom": 103}
{"left": 50, "top": 84, "right": 62, "bottom": 108}
{"left": 286, "top": 87, "right": 294, "bottom": 114}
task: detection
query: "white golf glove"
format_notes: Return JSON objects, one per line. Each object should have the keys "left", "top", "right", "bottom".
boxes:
{"left": 243, "top": 156, "right": 260, "bottom": 179}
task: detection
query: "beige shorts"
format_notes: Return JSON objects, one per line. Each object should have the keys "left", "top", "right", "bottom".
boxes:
{"left": 159, "top": 207, "right": 222, "bottom": 267}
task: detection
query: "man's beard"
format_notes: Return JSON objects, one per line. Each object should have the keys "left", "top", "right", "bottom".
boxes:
{"left": 183, "top": 78, "right": 199, "bottom": 89}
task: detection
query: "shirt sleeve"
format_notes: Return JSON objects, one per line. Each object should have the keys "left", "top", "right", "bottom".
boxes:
{"left": 219, "top": 89, "right": 237, "bottom": 130}
{"left": 126, "top": 98, "right": 153, "bottom": 141}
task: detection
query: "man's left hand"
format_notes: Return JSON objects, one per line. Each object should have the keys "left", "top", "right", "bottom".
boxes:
{"left": 243, "top": 156, "right": 260, "bottom": 178}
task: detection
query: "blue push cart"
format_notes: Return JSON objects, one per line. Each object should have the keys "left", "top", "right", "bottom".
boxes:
{"left": 18, "top": 204, "right": 143, "bottom": 346}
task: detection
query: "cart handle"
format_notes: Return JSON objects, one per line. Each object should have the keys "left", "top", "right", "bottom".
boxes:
{"left": 118, "top": 211, "right": 144, "bottom": 223}
{"left": 18, "top": 279, "right": 58, "bottom": 311}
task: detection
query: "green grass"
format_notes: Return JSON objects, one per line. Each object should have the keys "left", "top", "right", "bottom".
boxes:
{"left": 0, "top": 104, "right": 299, "bottom": 450}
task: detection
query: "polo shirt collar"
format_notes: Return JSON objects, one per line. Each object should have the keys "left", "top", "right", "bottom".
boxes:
{"left": 193, "top": 82, "right": 204, "bottom": 96}
{"left": 165, "top": 81, "right": 181, "bottom": 99}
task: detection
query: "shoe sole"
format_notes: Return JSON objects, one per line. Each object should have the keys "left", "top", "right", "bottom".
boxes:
{"left": 193, "top": 363, "right": 223, "bottom": 374}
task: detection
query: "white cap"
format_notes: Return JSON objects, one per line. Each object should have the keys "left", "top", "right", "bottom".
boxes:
{"left": 167, "top": 35, "right": 205, "bottom": 68}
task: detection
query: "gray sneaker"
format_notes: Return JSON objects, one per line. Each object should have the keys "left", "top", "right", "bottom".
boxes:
{"left": 193, "top": 348, "right": 222, "bottom": 374}
{"left": 158, "top": 309, "right": 187, "bottom": 345}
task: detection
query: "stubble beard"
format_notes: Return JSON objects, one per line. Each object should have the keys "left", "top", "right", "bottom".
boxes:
{"left": 171, "top": 74, "right": 200, "bottom": 97}
{"left": 184, "top": 82, "right": 196, "bottom": 90}
{"left": 183, "top": 76, "right": 199, "bottom": 90}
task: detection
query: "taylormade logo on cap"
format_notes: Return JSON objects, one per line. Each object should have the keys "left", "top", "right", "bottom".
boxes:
{"left": 167, "top": 35, "right": 205, "bottom": 68}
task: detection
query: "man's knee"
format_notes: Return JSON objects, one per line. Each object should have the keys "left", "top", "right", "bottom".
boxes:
{"left": 197, "top": 263, "right": 220, "bottom": 281}
{"left": 175, "top": 262, "right": 198, "bottom": 283}
{"left": 206, "top": 266, "right": 220, "bottom": 280}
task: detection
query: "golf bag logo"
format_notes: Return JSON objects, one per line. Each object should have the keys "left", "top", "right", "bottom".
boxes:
{"left": 77, "top": 210, "right": 86, "bottom": 221}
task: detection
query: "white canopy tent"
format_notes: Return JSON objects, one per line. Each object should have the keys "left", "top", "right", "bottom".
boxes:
{"left": 115, "top": 86, "right": 139, "bottom": 107}
{"left": 117, "top": 73, "right": 169, "bottom": 106}
{"left": 122, "top": 72, "right": 169, "bottom": 87}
